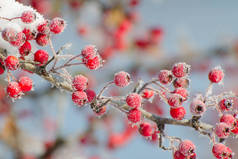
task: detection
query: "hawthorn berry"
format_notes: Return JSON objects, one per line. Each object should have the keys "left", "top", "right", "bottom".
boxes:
{"left": 172, "top": 87, "right": 188, "bottom": 101}
{"left": 126, "top": 93, "right": 142, "bottom": 108}
{"left": 139, "top": 122, "right": 152, "bottom": 137}
{"left": 18, "top": 76, "right": 33, "bottom": 92}
{"left": 81, "top": 45, "right": 97, "bottom": 60}
{"left": 142, "top": 89, "right": 154, "bottom": 99}
{"left": 19, "top": 41, "right": 32, "bottom": 56}
{"left": 0, "top": 64, "right": 4, "bottom": 75}
{"left": 21, "top": 11, "right": 36, "bottom": 23}
{"left": 189, "top": 99, "right": 206, "bottom": 116}
{"left": 170, "top": 106, "right": 186, "bottom": 120}
{"left": 72, "top": 91, "right": 88, "bottom": 107}
{"left": 7, "top": 81, "right": 22, "bottom": 98}
{"left": 158, "top": 70, "right": 173, "bottom": 85}
{"left": 212, "top": 143, "right": 232, "bottom": 159}
{"left": 178, "top": 140, "right": 196, "bottom": 157}
{"left": 220, "top": 114, "right": 236, "bottom": 127}
{"left": 127, "top": 108, "right": 141, "bottom": 123}
{"left": 23, "top": 28, "right": 36, "bottom": 40}
{"left": 84, "top": 55, "right": 102, "bottom": 70}
{"left": 174, "top": 150, "right": 186, "bottom": 159}
{"left": 72, "top": 75, "right": 88, "bottom": 91}
{"left": 2, "top": 28, "right": 17, "bottom": 42}
{"left": 85, "top": 89, "right": 96, "bottom": 103}
{"left": 35, "top": 33, "right": 49, "bottom": 46}
{"left": 37, "top": 20, "right": 50, "bottom": 34}
{"left": 114, "top": 71, "right": 130, "bottom": 87}
{"left": 218, "top": 98, "right": 233, "bottom": 112}
{"left": 5, "top": 56, "right": 19, "bottom": 70}
{"left": 34, "top": 50, "right": 49, "bottom": 65}
{"left": 208, "top": 66, "right": 224, "bottom": 83}
{"left": 214, "top": 122, "right": 231, "bottom": 138}
{"left": 167, "top": 94, "right": 183, "bottom": 108}
{"left": 49, "top": 17, "right": 65, "bottom": 34}
{"left": 9, "top": 31, "right": 26, "bottom": 47}
{"left": 172, "top": 63, "right": 190, "bottom": 78}
{"left": 173, "top": 77, "right": 189, "bottom": 88}
{"left": 95, "top": 106, "right": 107, "bottom": 116}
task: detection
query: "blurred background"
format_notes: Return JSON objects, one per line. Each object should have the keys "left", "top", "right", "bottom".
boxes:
{"left": 1, "top": 0, "right": 238, "bottom": 158}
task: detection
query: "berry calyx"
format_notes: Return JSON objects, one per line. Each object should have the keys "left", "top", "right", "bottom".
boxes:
{"left": 189, "top": 99, "right": 206, "bottom": 116}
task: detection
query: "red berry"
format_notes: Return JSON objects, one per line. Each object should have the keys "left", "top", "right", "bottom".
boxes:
{"left": 172, "top": 62, "right": 190, "bottom": 78}
{"left": 114, "top": 71, "right": 130, "bottom": 87}
{"left": 0, "top": 65, "right": 4, "bottom": 75}
{"left": 81, "top": 45, "right": 97, "bottom": 60}
{"left": 95, "top": 106, "right": 107, "bottom": 116}
{"left": 49, "top": 17, "right": 65, "bottom": 34}
{"left": 173, "top": 77, "right": 189, "bottom": 88}
{"left": 158, "top": 70, "right": 173, "bottom": 85}
{"left": 189, "top": 99, "right": 206, "bottom": 116}
{"left": 19, "top": 76, "right": 33, "bottom": 92}
{"left": 7, "top": 82, "right": 22, "bottom": 98}
{"left": 72, "top": 91, "right": 88, "bottom": 107}
{"left": 174, "top": 150, "right": 186, "bottom": 159}
{"left": 172, "top": 87, "right": 188, "bottom": 101}
{"left": 5, "top": 56, "right": 19, "bottom": 70}
{"left": 167, "top": 94, "right": 183, "bottom": 108}
{"left": 9, "top": 32, "right": 26, "bottom": 47}
{"left": 21, "top": 11, "right": 36, "bottom": 23}
{"left": 72, "top": 75, "right": 88, "bottom": 91}
{"left": 142, "top": 89, "right": 154, "bottom": 99}
{"left": 127, "top": 108, "right": 141, "bottom": 123}
{"left": 212, "top": 143, "right": 232, "bottom": 159}
{"left": 126, "top": 93, "right": 142, "bottom": 109}
{"left": 37, "top": 20, "right": 50, "bottom": 34}
{"left": 214, "top": 122, "right": 230, "bottom": 138}
{"left": 84, "top": 55, "right": 102, "bottom": 70}
{"left": 208, "top": 67, "right": 224, "bottom": 83}
{"left": 34, "top": 50, "right": 49, "bottom": 65}
{"left": 23, "top": 28, "right": 36, "bottom": 40}
{"left": 170, "top": 107, "right": 186, "bottom": 120}
{"left": 35, "top": 33, "right": 49, "bottom": 46}
{"left": 85, "top": 89, "right": 96, "bottom": 103}
{"left": 220, "top": 114, "right": 236, "bottom": 127}
{"left": 139, "top": 122, "right": 152, "bottom": 137}
{"left": 2, "top": 28, "right": 17, "bottom": 42}
{"left": 178, "top": 140, "right": 196, "bottom": 157}
{"left": 218, "top": 98, "right": 233, "bottom": 112}
{"left": 19, "top": 41, "right": 32, "bottom": 56}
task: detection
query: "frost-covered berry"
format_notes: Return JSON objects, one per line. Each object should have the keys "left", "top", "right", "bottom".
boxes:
{"left": 126, "top": 93, "right": 142, "bottom": 108}
{"left": 85, "top": 89, "right": 96, "bottom": 103}
{"left": 178, "top": 140, "right": 196, "bottom": 156}
{"left": 72, "top": 91, "right": 88, "bottom": 106}
{"left": 170, "top": 106, "right": 186, "bottom": 120}
{"left": 139, "top": 122, "right": 152, "bottom": 137}
{"left": 35, "top": 33, "right": 49, "bottom": 46}
{"left": 172, "top": 87, "right": 188, "bottom": 101}
{"left": 142, "top": 89, "right": 154, "bottom": 99}
{"left": 208, "top": 67, "right": 224, "bottom": 83}
{"left": 10, "top": 32, "right": 26, "bottom": 47}
{"left": 212, "top": 143, "right": 233, "bottom": 159}
{"left": 220, "top": 114, "right": 235, "bottom": 127}
{"left": 72, "top": 75, "right": 88, "bottom": 91}
{"left": 81, "top": 45, "right": 97, "bottom": 60}
{"left": 2, "top": 28, "right": 17, "bottom": 42}
{"left": 218, "top": 98, "right": 233, "bottom": 112}
{"left": 95, "top": 106, "right": 107, "bottom": 116}
{"left": 19, "top": 76, "right": 33, "bottom": 92}
{"left": 49, "top": 17, "right": 65, "bottom": 34}
{"left": 127, "top": 108, "right": 141, "bottom": 123}
{"left": 174, "top": 150, "right": 186, "bottom": 159}
{"left": 34, "top": 50, "right": 49, "bottom": 65}
{"left": 23, "top": 28, "right": 36, "bottom": 40}
{"left": 0, "top": 64, "right": 4, "bottom": 75}
{"left": 214, "top": 122, "right": 231, "bottom": 138}
{"left": 7, "top": 82, "right": 22, "bottom": 98}
{"left": 172, "top": 63, "right": 190, "bottom": 78}
{"left": 158, "top": 70, "right": 173, "bottom": 85}
{"left": 189, "top": 99, "right": 206, "bottom": 116}
{"left": 167, "top": 94, "right": 183, "bottom": 108}
{"left": 84, "top": 55, "right": 102, "bottom": 70}
{"left": 5, "top": 56, "right": 19, "bottom": 70}
{"left": 173, "top": 77, "right": 189, "bottom": 88}
{"left": 21, "top": 11, "right": 36, "bottom": 23}
{"left": 19, "top": 41, "right": 31, "bottom": 56}
{"left": 37, "top": 20, "right": 50, "bottom": 34}
{"left": 114, "top": 71, "right": 130, "bottom": 87}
